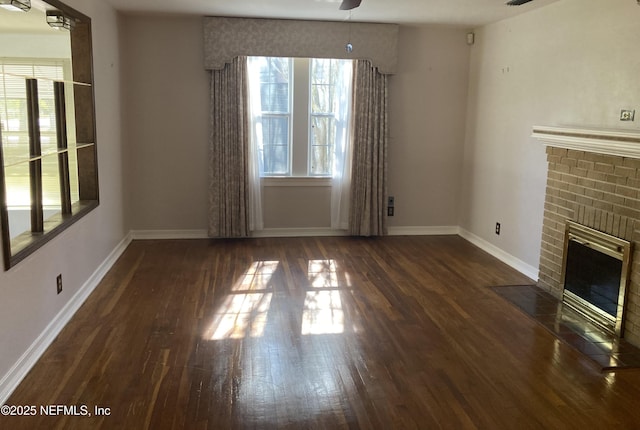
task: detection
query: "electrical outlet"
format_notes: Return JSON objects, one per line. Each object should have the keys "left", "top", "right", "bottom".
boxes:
{"left": 56, "top": 274, "right": 63, "bottom": 294}
{"left": 620, "top": 109, "right": 635, "bottom": 121}
{"left": 387, "top": 206, "right": 394, "bottom": 217}
{"left": 495, "top": 222, "right": 501, "bottom": 235}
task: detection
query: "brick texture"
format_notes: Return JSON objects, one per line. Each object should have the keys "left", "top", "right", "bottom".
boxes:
{"left": 538, "top": 150, "right": 640, "bottom": 346}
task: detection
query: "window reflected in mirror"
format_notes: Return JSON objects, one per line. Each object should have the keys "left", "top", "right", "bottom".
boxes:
{"left": 0, "top": 0, "right": 98, "bottom": 269}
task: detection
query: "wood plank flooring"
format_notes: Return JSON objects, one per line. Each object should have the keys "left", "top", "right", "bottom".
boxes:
{"left": 3, "top": 235, "right": 640, "bottom": 429}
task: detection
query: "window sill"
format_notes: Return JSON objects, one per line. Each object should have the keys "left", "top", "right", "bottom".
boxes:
{"left": 262, "top": 176, "right": 332, "bottom": 187}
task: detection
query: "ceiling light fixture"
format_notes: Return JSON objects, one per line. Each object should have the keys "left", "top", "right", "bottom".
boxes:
{"left": 506, "top": 0, "right": 534, "bottom": 5}
{"left": 345, "top": 10, "right": 353, "bottom": 53}
{"left": 46, "top": 10, "right": 76, "bottom": 30}
{"left": 339, "top": 0, "right": 362, "bottom": 11}
{"left": 0, "top": 0, "right": 31, "bottom": 12}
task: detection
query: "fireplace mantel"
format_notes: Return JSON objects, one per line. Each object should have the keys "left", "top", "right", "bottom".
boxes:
{"left": 532, "top": 126, "right": 640, "bottom": 159}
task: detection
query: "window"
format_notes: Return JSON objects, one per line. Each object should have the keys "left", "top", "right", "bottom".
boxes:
{"left": 251, "top": 57, "right": 291, "bottom": 176}
{"left": 310, "top": 58, "right": 346, "bottom": 176}
{"left": 248, "top": 56, "right": 352, "bottom": 178}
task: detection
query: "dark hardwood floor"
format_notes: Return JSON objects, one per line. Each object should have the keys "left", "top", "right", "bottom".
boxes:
{"left": 3, "top": 235, "right": 640, "bottom": 429}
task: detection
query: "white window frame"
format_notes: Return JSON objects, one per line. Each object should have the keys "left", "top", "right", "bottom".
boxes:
{"left": 251, "top": 56, "right": 293, "bottom": 177}
{"left": 250, "top": 56, "right": 352, "bottom": 179}
{"left": 309, "top": 58, "right": 343, "bottom": 177}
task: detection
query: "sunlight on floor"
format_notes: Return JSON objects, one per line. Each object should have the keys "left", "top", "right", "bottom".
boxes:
{"left": 302, "top": 260, "right": 345, "bottom": 335}
{"left": 205, "top": 259, "right": 357, "bottom": 340}
{"left": 232, "top": 260, "right": 279, "bottom": 291}
{"left": 208, "top": 292, "right": 273, "bottom": 340}
{"left": 302, "top": 290, "right": 344, "bottom": 335}
{"left": 205, "top": 261, "right": 278, "bottom": 340}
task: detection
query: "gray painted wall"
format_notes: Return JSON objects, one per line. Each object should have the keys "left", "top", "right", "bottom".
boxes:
{"left": 0, "top": 0, "right": 126, "bottom": 389}
{"left": 461, "top": 0, "right": 640, "bottom": 270}
{"left": 122, "top": 16, "right": 470, "bottom": 232}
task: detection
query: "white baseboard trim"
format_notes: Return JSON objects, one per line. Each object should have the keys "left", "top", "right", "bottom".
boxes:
{"left": 254, "top": 226, "right": 461, "bottom": 238}
{"left": 251, "top": 228, "right": 348, "bottom": 238}
{"left": 131, "top": 228, "right": 349, "bottom": 239}
{"left": 0, "top": 232, "right": 133, "bottom": 405}
{"left": 387, "top": 226, "right": 460, "bottom": 236}
{"left": 130, "top": 226, "right": 461, "bottom": 239}
{"left": 458, "top": 228, "right": 539, "bottom": 281}
{"left": 131, "top": 229, "right": 209, "bottom": 240}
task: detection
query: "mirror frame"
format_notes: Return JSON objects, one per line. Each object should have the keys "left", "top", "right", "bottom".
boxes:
{"left": 0, "top": 0, "right": 99, "bottom": 269}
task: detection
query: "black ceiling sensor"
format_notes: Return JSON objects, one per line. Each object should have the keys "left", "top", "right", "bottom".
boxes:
{"left": 340, "top": 0, "right": 362, "bottom": 10}
{"left": 506, "top": 0, "right": 534, "bottom": 5}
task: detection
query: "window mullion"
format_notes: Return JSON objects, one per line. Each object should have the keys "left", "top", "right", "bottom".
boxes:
{"left": 291, "top": 57, "right": 309, "bottom": 176}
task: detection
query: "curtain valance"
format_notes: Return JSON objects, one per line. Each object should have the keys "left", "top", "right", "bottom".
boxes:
{"left": 203, "top": 17, "right": 399, "bottom": 75}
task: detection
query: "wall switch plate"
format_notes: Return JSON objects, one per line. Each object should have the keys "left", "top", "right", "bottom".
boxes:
{"left": 387, "top": 207, "right": 394, "bottom": 216}
{"left": 620, "top": 109, "right": 635, "bottom": 121}
{"left": 388, "top": 196, "right": 395, "bottom": 207}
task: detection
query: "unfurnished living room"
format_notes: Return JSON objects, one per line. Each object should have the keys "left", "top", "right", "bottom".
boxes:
{"left": 1, "top": 0, "right": 640, "bottom": 428}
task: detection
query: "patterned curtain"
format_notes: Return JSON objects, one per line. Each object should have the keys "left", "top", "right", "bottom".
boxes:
{"left": 208, "top": 57, "right": 250, "bottom": 238}
{"left": 349, "top": 60, "right": 388, "bottom": 236}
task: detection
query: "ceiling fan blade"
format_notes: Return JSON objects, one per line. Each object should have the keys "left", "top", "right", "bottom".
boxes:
{"left": 506, "top": 0, "right": 534, "bottom": 5}
{"left": 339, "top": 0, "right": 362, "bottom": 10}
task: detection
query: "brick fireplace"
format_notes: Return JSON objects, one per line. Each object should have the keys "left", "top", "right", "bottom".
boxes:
{"left": 534, "top": 126, "right": 640, "bottom": 347}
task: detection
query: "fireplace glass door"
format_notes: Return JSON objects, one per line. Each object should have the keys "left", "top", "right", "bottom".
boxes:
{"left": 561, "top": 221, "right": 632, "bottom": 336}
{"left": 564, "top": 240, "right": 622, "bottom": 317}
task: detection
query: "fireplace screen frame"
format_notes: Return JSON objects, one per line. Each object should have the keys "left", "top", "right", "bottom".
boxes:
{"left": 560, "top": 221, "right": 633, "bottom": 336}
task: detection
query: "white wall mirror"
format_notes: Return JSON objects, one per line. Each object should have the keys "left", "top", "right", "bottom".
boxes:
{"left": 0, "top": 0, "right": 98, "bottom": 269}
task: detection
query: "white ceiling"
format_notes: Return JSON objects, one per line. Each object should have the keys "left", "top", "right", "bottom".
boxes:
{"left": 104, "top": 0, "right": 561, "bottom": 27}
